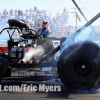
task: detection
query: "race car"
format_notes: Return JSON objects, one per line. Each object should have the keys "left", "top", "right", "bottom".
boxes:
{"left": 0, "top": 12, "right": 100, "bottom": 92}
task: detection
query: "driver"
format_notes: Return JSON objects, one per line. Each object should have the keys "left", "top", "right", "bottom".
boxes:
{"left": 38, "top": 21, "right": 51, "bottom": 38}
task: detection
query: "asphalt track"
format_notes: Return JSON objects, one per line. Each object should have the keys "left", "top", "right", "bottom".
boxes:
{"left": 0, "top": 80, "right": 100, "bottom": 100}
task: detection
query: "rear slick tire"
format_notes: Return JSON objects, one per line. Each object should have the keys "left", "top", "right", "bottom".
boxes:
{"left": 58, "top": 41, "right": 100, "bottom": 91}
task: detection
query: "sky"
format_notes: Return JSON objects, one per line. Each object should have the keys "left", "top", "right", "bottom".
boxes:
{"left": 0, "top": 0, "right": 100, "bottom": 26}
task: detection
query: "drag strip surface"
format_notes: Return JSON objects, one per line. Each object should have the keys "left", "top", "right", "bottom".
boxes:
{"left": 0, "top": 80, "right": 100, "bottom": 100}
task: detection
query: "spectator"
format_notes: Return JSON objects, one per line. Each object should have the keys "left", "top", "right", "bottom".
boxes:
{"left": 30, "top": 8, "right": 32, "bottom": 14}
{"left": 15, "top": 10, "right": 18, "bottom": 17}
{"left": 10, "top": 9, "right": 13, "bottom": 15}
{"left": 63, "top": 7, "right": 67, "bottom": 13}
{"left": 3, "top": 9, "right": 6, "bottom": 16}
{"left": 34, "top": 6, "right": 38, "bottom": 11}
{"left": 0, "top": 7, "right": 69, "bottom": 37}
{"left": 61, "top": 26, "right": 65, "bottom": 36}
{"left": 38, "top": 21, "right": 51, "bottom": 38}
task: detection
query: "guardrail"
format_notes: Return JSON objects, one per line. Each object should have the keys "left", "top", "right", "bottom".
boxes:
{"left": 34, "top": 28, "right": 73, "bottom": 37}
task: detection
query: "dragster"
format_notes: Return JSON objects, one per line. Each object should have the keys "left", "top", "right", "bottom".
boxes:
{"left": 0, "top": 12, "right": 100, "bottom": 91}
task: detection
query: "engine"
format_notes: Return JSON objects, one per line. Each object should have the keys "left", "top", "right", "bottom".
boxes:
{"left": 9, "top": 38, "right": 53, "bottom": 63}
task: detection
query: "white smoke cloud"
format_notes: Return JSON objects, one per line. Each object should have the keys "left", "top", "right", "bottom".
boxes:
{"left": 75, "top": 26, "right": 92, "bottom": 42}
{"left": 23, "top": 46, "right": 44, "bottom": 62}
{"left": 61, "top": 26, "right": 92, "bottom": 53}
